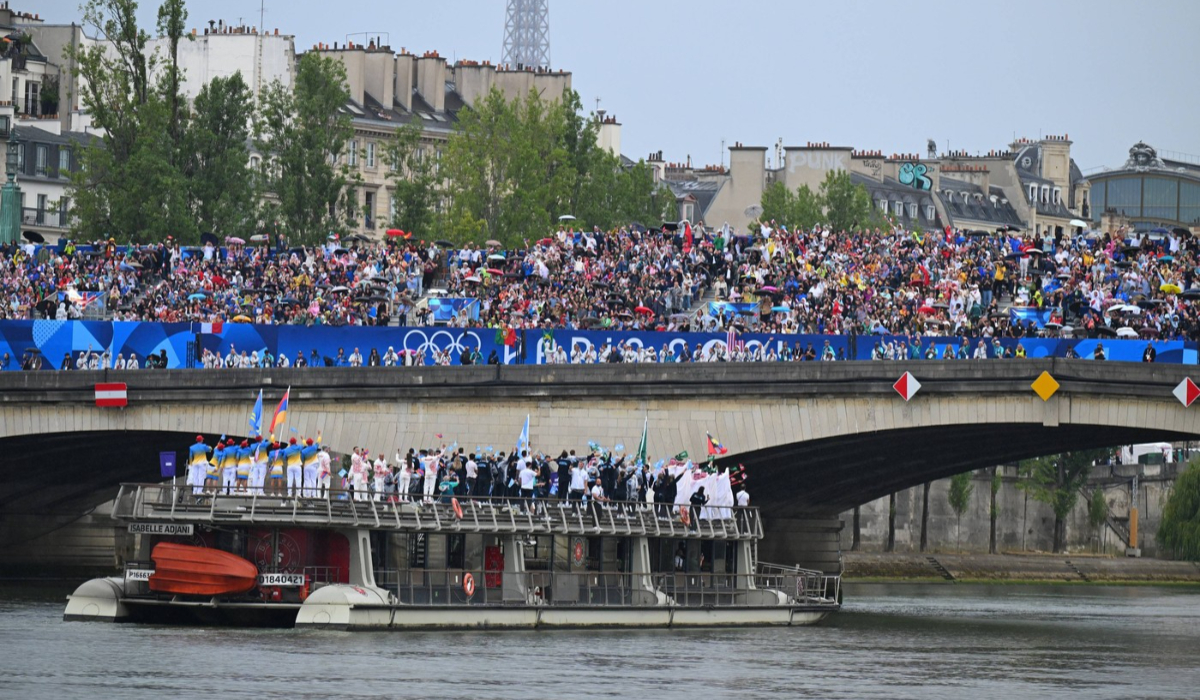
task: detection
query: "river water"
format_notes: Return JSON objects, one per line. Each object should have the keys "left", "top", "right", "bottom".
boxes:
{"left": 3, "top": 582, "right": 1198, "bottom": 699}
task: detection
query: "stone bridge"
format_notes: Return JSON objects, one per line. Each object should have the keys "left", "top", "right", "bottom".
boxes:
{"left": 3, "top": 360, "right": 1198, "bottom": 573}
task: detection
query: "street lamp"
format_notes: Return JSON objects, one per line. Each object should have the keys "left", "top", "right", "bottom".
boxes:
{"left": 5, "top": 127, "right": 17, "bottom": 183}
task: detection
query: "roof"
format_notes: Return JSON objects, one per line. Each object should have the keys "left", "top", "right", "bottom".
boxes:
{"left": 853, "top": 172, "right": 941, "bottom": 230}
{"left": 665, "top": 178, "right": 725, "bottom": 220}
{"left": 936, "top": 177, "right": 1023, "bottom": 228}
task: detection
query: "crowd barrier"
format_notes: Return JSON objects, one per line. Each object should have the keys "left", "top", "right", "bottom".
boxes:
{"left": 0, "top": 320, "right": 1194, "bottom": 370}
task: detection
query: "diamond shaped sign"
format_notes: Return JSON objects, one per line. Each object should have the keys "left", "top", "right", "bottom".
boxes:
{"left": 1031, "top": 371, "right": 1060, "bottom": 401}
{"left": 893, "top": 372, "right": 921, "bottom": 402}
{"left": 1173, "top": 378, "right": 1200, "bottom": 407}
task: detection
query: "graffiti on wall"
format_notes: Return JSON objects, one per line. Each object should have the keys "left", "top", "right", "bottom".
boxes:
{"left": 898, "top": 162, "right": 932, "bottom": 191}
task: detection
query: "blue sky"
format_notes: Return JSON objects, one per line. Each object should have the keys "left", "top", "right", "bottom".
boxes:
{"left": 36, "top": 0, "right": 1200, "bottom": 171}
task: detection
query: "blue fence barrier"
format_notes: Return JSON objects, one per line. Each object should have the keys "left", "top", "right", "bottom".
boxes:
{"left": 0, "top": 320, "right": 1193, "bottom": 369}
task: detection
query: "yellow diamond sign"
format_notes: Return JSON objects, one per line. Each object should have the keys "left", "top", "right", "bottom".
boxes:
{"left": 1031, "top": 371, "right": 1060, "bottom": 401}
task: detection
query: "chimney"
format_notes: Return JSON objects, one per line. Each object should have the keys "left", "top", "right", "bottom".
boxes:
{"left": 394, "top": 53, "right": 415, "bottom": 112}
{"left": 415, "top": 54, "right": 447, "bottom": 113}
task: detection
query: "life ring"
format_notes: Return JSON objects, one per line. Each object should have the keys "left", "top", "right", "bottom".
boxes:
{"left": 463, "top": 572, "right": 475, "bottom": 597}
{"left": 452, "top": 498, "right": 464, "bottom": 520}
{"left": 679, "top": 505, "right": 691, "bottom": 527}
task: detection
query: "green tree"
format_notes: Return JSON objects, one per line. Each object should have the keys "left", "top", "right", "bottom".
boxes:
{"left": 384, "top": 120, "right": 441, "bottom": 237}
{"left": 155, "top": 0, "right": 189, "bottom": 157}
{"left": 184, "top": 71, "right": 254, "bottom": 237}
{"left": 1018, "top": 449, "right": 1109, "bottom": 553}
{"left": 1157, "top": 460, "right": 1200, "bottom": 560}
{"left": 948, "top": 471, "right": 974, "bottom": 552}
{"left": 759, "top": 181, "right": 823, "bottom": 231}
{"left": 819, "top": 169, "right": 878, "bottom": 233}
{"left": 254, "top": 52, "right": 356, "bottom": 245}
{"left": 68, "top": 0, "right": 196, "bottom": 242}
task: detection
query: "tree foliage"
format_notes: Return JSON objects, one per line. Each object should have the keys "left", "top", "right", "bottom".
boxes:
{"left": 1018, "top": 449, "right": 1109, "bottom": 552}
{"left": 254, "top": 53, "right": 357, "bottom": 245}
{"left": 443, "top": 87, "right": 667, "bottom": 246}
{"left": 758, "top": 171, "right": 880, "bottom": 234}
{"left": 948, "top": 471, "right": 974, "bottom": 552}
{"left": 384, "top": 120, "right": 440, "bottom": 237}
{"left": 1158, "top": 460, "right": 1200, "bottom": 561}
{"left": 183, "top": 72, "right": 254, "bottom": 237}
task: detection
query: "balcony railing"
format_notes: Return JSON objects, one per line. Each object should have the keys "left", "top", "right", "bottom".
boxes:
{"left": 21, "top": 207, "right": 69, "bottom": 229}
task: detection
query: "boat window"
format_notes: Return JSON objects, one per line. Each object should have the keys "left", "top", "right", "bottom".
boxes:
{"left": 447, "top": 534, "right": 465, "bottom": 570}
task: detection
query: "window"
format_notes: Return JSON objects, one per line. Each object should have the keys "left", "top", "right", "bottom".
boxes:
{"left": 925, "top": 205, "right": 935, "bottom": 220}
{"left": 892, "top": 201, "right": 903, "bottom": 216}
{"left": 36, "top": 194, "right": 47, "bottom": 223}
{"left": 348, "top": 139, "right": 358, "bottom": 166}
{"left": 24, "top": 81, "right": 40, "bottom": 116}
{"left": 1041, "top": 185, "right": 1050, "bottom": 203}
{"left": 58, "top": 148, "right": 71, "bottom": 177}
{"left": 366, "top": 141, "right": 376, "bottom": 168}
{"left": 34, "top": 144, "right": 48, "bottom": 176}
{"left": 907, "top": 203, "right": 917, "bottom": 218}
{"left": 1143, "top": 177, "right": 1178, "bottom": 220}
{"left": 1107, "top": 177, "right": 1141, "bottom": 217}
{"left": 389, "top": 194, "right": 396, "bottom": 220}
{"left": 1181, "top": 181, "right": 1200, "bottom": 225}
{"left": 364, "top": 191, "right": 375, "bottom": 229}
{"left": 1052, "top": 187, "right": 1061, "bottom": 205}
{"left": 1028, "top": 184, "right": 1036, "bottom": 202}
{"left": 58, "top": 197, "right": 70, "bottom": 227}
{"left": 878, "top": 198, "right": 888, "bottom": 213}
{"left": 15, "top": 143, "right": 23, "bottom": 171}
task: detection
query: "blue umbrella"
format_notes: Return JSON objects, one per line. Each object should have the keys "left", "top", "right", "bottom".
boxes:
{"left": 771, "top": 305, "right": 790, "bottom": 312}
{"left": 187, "top": 292, "right": 206, "bottom": 301}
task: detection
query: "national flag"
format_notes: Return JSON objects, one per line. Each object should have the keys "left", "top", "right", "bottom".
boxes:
{"left": 682, "top": 221, "right": 693, "bottom": 253}
{"left": 635, "top": 415, "right": 648, "bottom": 465}
{"left": 706, "top": 431, "right": 728, "bottom": 456}
{"left": 195, "top": 321, "right": 224, "bottom": 334}
{"left": 726, "top": 326, "right": 736, "bottom": 352}
{"left": 269, "top": 387, "right": 290, "bottom": 437}
{"left": 94, "top": 382, "right": 128, "bottom": 407}
{"left": 516, "top": 415, "right": 530, "bottom": 455}
{"left": 248, "top": 389, "right": 263, "bottom": 436}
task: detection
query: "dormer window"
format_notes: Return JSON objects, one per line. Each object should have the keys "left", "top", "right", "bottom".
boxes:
{"left": 1028, "top": 185, "right": 1037, "bottom": 202}
{"left": 878, "top": 198, "right": 888, "bottom": 213}
{"left": 1052, "top": 187, "right": 1061, "bottom": 204}
{"left": 925, "top": 205, "right": 936, "bottom": 220}
{"left": 1041, "top": 185, "right": 1050, "bottom": 203}
{"left": 893, "top": 201, "right": 903, "bottom": 216}
{"left": 907, "top": 203, "right": 918, "bottom": 218}
{"left": 961, "top": 191, "right": 971, "bottom": 204}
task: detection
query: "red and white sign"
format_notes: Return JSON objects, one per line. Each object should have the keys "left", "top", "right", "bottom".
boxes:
{"left": 1173, "top": 378, "right": 1200, "bottom": 407}
{"left": 893, "top": 372, "right": 921, "bottom": 402}
{"left": 95, "top": 382, "right": 128, "bottom": 407}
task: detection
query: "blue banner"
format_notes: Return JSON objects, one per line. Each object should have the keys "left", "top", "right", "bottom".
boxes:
{"left": 1009, "top": 307, "right": 1054, "bottom": 329}
{"left": 0, "top": 320, "right": 1192, "bottom": 369}
{"left": 708, "top": 302, "right": 760, "bottom": 318}
{"left": 426, "top": 298, "right": 480, "bottom": 323}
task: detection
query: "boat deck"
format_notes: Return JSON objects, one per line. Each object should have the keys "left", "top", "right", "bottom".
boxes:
{"left": 112, "top": 484, "right": 765, "bottom": 540}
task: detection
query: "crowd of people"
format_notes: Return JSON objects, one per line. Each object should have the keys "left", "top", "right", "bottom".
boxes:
{"left": 185, "top": 434, "right": 749, "bottom": 525}
{"left": 5, "top": 218, "right": 1200, "bottom": 346}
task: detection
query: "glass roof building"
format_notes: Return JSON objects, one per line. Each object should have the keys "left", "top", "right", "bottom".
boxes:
{"left": 1087, "top": 142, "right": 1200, "bottom": 231}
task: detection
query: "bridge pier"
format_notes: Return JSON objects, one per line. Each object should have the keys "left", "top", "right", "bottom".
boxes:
{"left": 758, "top": 517, "right": 844, "bottom": 575}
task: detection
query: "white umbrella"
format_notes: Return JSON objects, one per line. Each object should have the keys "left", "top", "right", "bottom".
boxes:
{"left": 558, "top": 214, "right": 576, "bottom": 221}
{"left": 744, "top": 204, "right": 764, "bottom": 218}
{"left": 464, "top": 275, "right": 482, "bottom": 283}
{"left": 1116, "top": 327, "right": 1138, "bottom": 338}
{"left": 1069, "top": 219, "right": 1088, "bottom": 228}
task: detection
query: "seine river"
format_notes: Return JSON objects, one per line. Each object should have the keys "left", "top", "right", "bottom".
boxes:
{"left": 3, "top": 582, "right": 1199, "bottom": 699}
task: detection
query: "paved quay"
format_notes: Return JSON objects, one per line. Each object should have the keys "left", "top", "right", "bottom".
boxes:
{"left": 844, "top": 552, "right": 1200, "bottom": 582}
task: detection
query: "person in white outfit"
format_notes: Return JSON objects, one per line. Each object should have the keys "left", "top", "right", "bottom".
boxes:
{"left": 373, "top": 454, "right": 388, "bottom": 501}
{"left": 421, "top": 446, "right": 448, "bottom": 504}
{"left": 350, "top": 449, "right": 369, "bottom": 501}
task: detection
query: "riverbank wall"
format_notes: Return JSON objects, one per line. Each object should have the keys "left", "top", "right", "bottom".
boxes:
{"left": 844, "top": 552, "right": 1200, "bottom": 583}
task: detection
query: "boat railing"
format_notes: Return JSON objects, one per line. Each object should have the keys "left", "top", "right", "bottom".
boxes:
{"left": 369, "top": 568, "right": 835, "bottom": 609}
{"left": 755, "top": 561, "right": 841, "bottom": 605}
{"left": 111, "top": 483, "right": 764, "bottom": 540}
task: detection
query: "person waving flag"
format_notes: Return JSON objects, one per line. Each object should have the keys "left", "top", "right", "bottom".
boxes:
{"left": 706, "top": 431, "right": 728, "bottom": 456}
{"left": 249, "top": 389, "right": 263, "bottom": 437}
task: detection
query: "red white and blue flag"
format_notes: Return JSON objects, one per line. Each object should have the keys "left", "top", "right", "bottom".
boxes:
{"left": 194, "top": 321, "right": 224, "bottom": 334}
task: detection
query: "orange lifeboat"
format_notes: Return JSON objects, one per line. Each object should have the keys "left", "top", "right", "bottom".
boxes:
{"left": 148, "top": 542, "right": 258, "bottom": 597}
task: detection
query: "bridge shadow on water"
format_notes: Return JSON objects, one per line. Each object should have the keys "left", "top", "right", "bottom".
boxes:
{"left": 723, "top": 422, "right": 1196, "bottom": 519}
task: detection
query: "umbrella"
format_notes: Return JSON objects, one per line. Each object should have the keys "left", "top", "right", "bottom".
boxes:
{"left": 486, "top": 268, "right": 504, "bottom": 275}
{"left": 1172, "top": 227, "right": 1192, "bottom": 238}
{"left": 22, "top": 230, "right": 44, "bottom": 243}
{"left": 1161, "top": 283, "right": 1183, "bottom": 294}
{"left": 579, "top": 317, "right": 603, "bottom": 328}
{"left": 1182, "top": 289, "right": 1200, "bottom": 299}
{"left": 1045, "top": 321, "right": 1063, "bottom": 329}
{"left": 1069, "top": 219, "right": 1088, "bottom": 228}
{"left": 187, "top": 292, "right": 207, "bottom": 301}
{"left": 225, "top": 236, "right": 246, "bottom": 245}
{"left": 1122, "top": 245, "right": 1141, "bottom": 255}
{"left": 330, "top": 247, "right": 349, "bottom": 255}
{"left": 488, "top": 253, "right": 507, "bottom": 261}
{"left": 119, "top": 262, "right": 136, "bottom": 272}
{"left": 200, "top": 232, "right": 219, "bottom": 246}
{"left": 1158, "top": 255, "right": 1174, "bottom": 262}
{"left": 250, "top": 234, "right": 268, "bottom": 243}
{"left": 1114, "top": 261, "right": 1132, "bottom": 269}
{"left": 1140, "top": 327, "right": 1160, "bottom": 337}
{"left": 278, "top": 297, "right": 301, "bottom": 306}
{"left": 662, "top": 222, "right": 680, "bottom": 232}
{"left": 918, "top": 305, "right": 936, "bottom": 314}
{"left": 761, "top": 285, "right": 779, "bottom": 293}
{"left": 464, "top": 275, "right": 482, "bottom": 283}
{"left": 996, "top": 224, "right": 1021, "bottom": 232}
{"left": 1093, "top": 325, "right": 1117, "bottom": 337}
{"left": 537, "top": 238, "right": 554, "bottom": 246}
{"left": 1025, "top": 249, "right": 1044, "bottom": 256}
{"left": 966, "top": 230, "right": 990, "bottom": 237}
{"left": 434, "top": 239, "right": 454, "bottom": 247}
{"left": 931, "top": 302, "right": 950, "bottom": 309}
{"left": 634, "top": 305, "right": 653, "bottom": 315}
{"left": 771, "top": 305, "right": 791, "bottom": 312}
{"left": 385, "top": 228, "right": 405, "bottom": 238}
{"left": 744, "top": 204, "right": 764, "bottom": 218}
{"left": 558, "top": 214, "right": 576, "bottom": 221}
{"left": 231, "top": 314, "right": 252, "bottom": 323}
{"left": 485, "top": 239, "right": 502, "bottom": 247}
{"left": 329, "top": 285, "right": 350, "bottom": 294}
{"left": 1116, "top": 326, "right": 1138, "bottom": 338}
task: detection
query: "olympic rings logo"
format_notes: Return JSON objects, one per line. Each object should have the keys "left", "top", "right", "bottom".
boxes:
{"left": 401, "top": 329, "right": 484, "bottom": 357}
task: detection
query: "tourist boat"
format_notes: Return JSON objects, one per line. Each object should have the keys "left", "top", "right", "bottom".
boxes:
{"left": 64, "top": 484, "right": 841, "bottom": 629}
